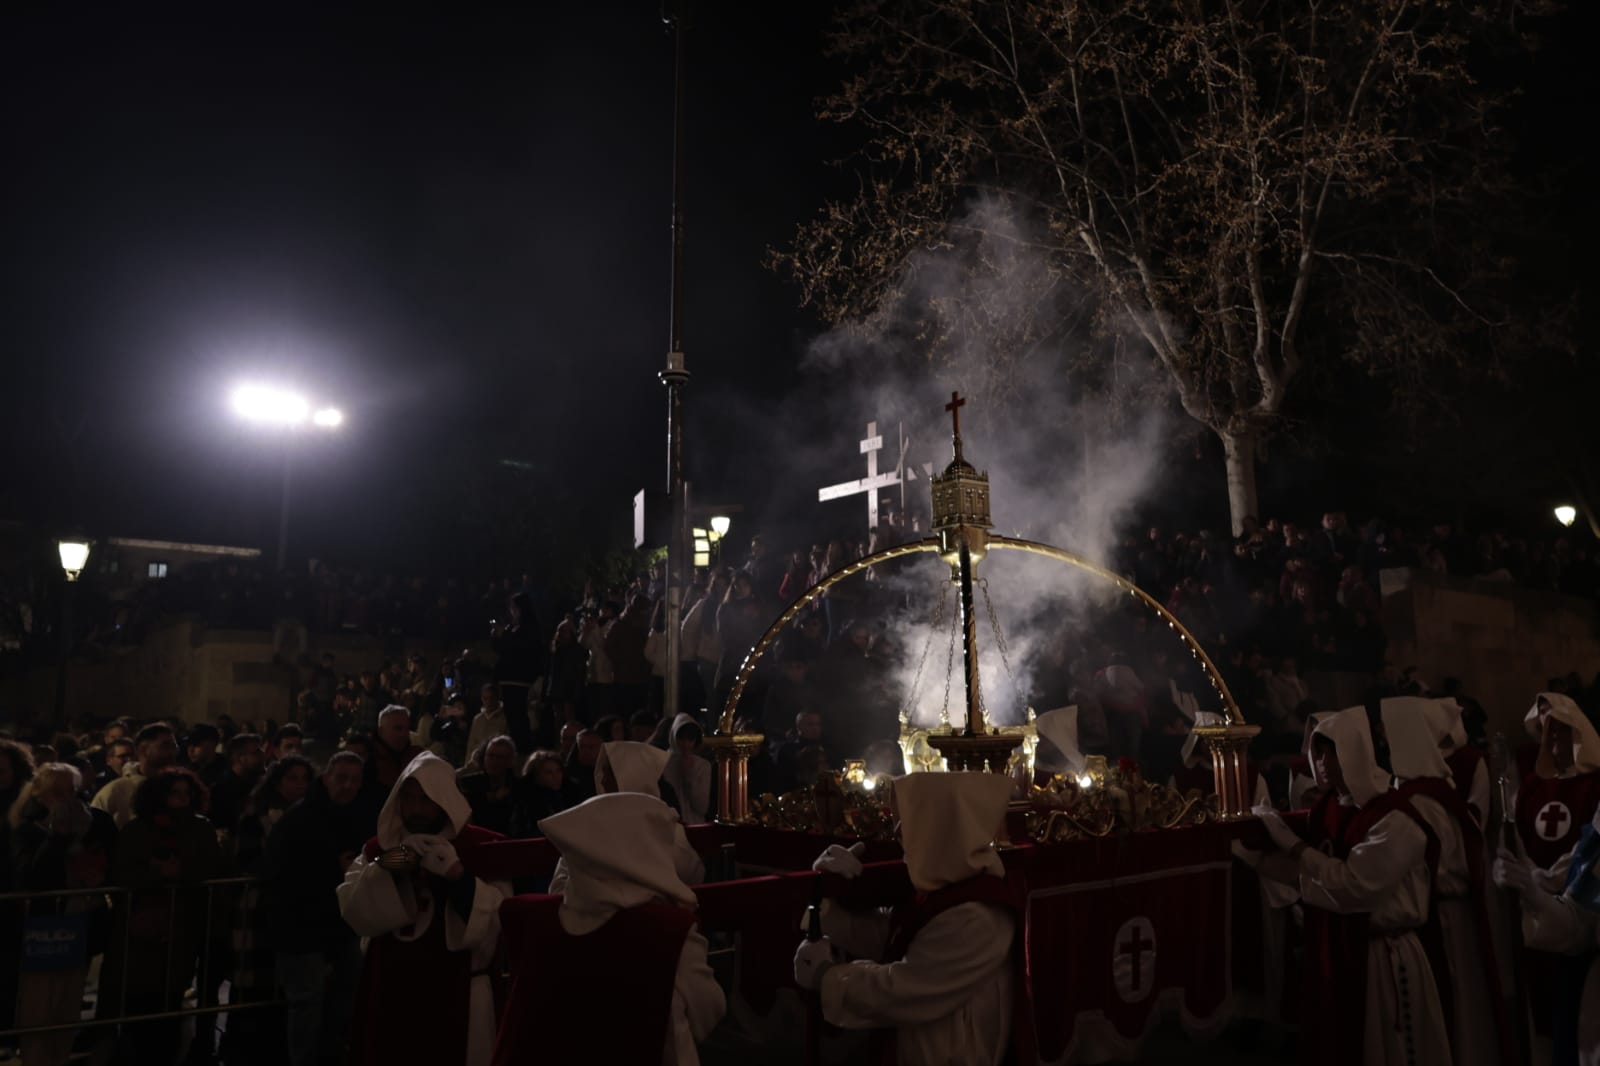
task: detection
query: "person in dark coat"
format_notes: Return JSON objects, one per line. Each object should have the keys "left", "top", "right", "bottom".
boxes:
{"left": 208, "top": 732, "right": 265, "bottom": 837}
{"left": 260, "top": 752, "right": 368, "bottom": 1066}
{"left": 509, "top": 751, "right": 578, "bottom": 838}
{"left": 456, "top": 735, "right": 519, "bottom": 835}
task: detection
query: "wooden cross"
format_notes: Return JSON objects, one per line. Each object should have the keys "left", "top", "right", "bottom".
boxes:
{"left": 817, "top": 421, "right": 933, "bottom": 533}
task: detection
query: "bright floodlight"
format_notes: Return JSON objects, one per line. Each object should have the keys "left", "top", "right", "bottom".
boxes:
{"left": 710, "top": 515, "right": 731, "bottom": 538}
{"left": 312, "top": 407, "right": 344, "bottom": 428}
{"left": 232, "top": 385, "right": 308, "bottom": 426}
{"left": 1555, "top": 505, "right": 1577, "bottom": 528}
{"left": 1076, "top": 774, "right": 1094, "bottom": 790}
{"left": 58, "top": 540, "right": 90, "bottom": 582}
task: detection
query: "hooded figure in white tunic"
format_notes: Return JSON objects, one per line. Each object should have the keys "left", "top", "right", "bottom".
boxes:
{"left": 337, "top": 753, "right": 511, "bottom": 1066}
{"left": 794, "top": 772, "right": 1017, "bottom": 1066}
{"left": 1254, "top": 707, "right": 1453, "bottom": 1066}
{"left": 532, "top": 792, "right": 726, "bottom": 1065}
{"left": 548, "top": 741, "right": 703, "bottom": 895}
{"left": 1383, "top": 696, "right": 1507, "bottom": 1066}
{"left": 1033, "top": 706, "right": 1085, "bottom": 781}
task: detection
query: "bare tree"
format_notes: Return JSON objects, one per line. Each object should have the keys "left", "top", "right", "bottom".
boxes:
{"left": 774, "top": 0, "right": 1554, "bottom": 530}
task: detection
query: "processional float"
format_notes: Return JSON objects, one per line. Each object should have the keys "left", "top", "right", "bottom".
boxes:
{"left": 702, "top": 393, "right": 1259, "bottom": 834}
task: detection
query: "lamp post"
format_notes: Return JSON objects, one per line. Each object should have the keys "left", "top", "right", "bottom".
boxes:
{"left": 230, "top": 385, "right": 342, "bottom": 572}
{"left": 55, "top": 539, "right": 90, "bottom": 726}
{"left": 1554, "top": 505, "right": 1577, "bottom": 528}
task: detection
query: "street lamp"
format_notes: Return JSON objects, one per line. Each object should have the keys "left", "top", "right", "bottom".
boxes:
{"left": 57, "top": 539, "right": 90, "bottom": 582}
{"left": 709, "top": 515, "right": 731, "bottom": 539}
{"left": 55, "top": 538, "right": 89, "bottom": 725}
{"left": 1554, "top": 505, "right": 1577, "bottom": 528}
{"left": 229, "top": 383, "right": 342, "bottom": 571}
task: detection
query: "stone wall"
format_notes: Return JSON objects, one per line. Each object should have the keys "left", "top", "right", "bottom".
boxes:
{"left": 3, "top": 616, "right": 485, "bottom": 731}
{"left": 1380, "top": 569, "right": 1600, "bottom": 737}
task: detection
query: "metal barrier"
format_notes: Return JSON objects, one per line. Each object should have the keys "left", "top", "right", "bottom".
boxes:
{"left": 0, "top": 876, "right": 285, "bottom": 1040}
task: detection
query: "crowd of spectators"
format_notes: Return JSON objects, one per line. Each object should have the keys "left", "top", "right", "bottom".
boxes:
{"left": 2, "top": 503, "right": 1600, "bottom": 1064}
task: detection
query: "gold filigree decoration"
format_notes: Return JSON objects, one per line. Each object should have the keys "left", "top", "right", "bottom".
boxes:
{"left": 1023, "top": 767, "right": 1215, "bottom": 843}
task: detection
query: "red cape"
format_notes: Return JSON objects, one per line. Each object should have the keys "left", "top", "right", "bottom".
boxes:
{"left": 349, "top": 824, "right": 504, "bottom": 1066}
{"left": 492, "top": 894, "right": 695, "bottom": 1066}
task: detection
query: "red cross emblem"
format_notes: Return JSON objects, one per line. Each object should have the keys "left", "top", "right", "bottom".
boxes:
{"left": 1536, "top": 801, "right": 1572, "bottom": 842}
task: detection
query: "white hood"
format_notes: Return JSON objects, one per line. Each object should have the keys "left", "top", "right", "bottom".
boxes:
{"left": 894, "top": 772, "right": 1012, "bottom": 892}
{"left": 538, "top": 792, "right": 698, "bottom": 935}
{"left": 1380, "top": 697, "right": 1452, "bottom": 783}
{"left": 597, "top": 741, "right": 671, "bottom": 798}
{"left": 669, "top": 713, "right": 700, "bottom": 748}
{"left": 1533, "top": 692, "right": 1600, "bottom": 777}
{"left": 1169, "top": 680, "right": 1200, "bottom": 723}
{"left": 1525, "top": 699, "right": 1546, "bottom": 742}
{"left": 1438, "top": 698, "right": 1468, "bottom": 749}
{"left": 376, "top": 752, "right": 472, "bottom": 849}
{"left": 1300, "top": 711, "right": 1335, "bottom": 785}
{"left": 1181, "top": 711, "right": 1225, "bottom": 769}
{"left": 1033, "top": 706, "right": 1084, "bottom": 776}
{"left": 1311, "top": 708, "right": 1391, "bottom": 807}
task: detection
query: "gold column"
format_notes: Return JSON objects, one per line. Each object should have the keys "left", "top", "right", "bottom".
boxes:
{"left": 1192, "top": 724, "right": 1261, "bottom": 819}
{"left": 702, "top": 733, "right": 766, "bottom": 822}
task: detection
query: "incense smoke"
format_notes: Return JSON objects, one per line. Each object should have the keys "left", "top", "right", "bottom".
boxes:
{"left": 796, "top": 195, "right": 1185, "bottom": 726}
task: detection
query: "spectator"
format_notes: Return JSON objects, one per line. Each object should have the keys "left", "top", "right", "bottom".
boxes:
{"left": 628, "top": 710, "right": 660, "bottom": 744}
{"left": 546, "top": 616, "right": 588, "bottom": 729}
{"left": 7, "top": 762, "right": 117, "bottom": 1066}
{"left": 209, "top": 732, "right": 266, "bottom": 836}
{"left": 606, "top": 594, "right": 653, "bottom": 717}
{"left": 185, "top": 722, "right": 226, "bottom": 789}
{"left": 1261, "top": 657, "right": 1312, "bottom": 737}
{"left": 367, "top": 705, "right": 424, "bottom": 794}
{"left": 466, "top": 683, "right": 509, "bottom": 759}
{"left": 663, "top": 714, "right": 713, "bottom": 824}
{"left": 273, "top": 722, "right": 306, "bottom": 760}
{"left": 261, "top": 751, "right": 367, "bottom": 1066}
{"left": 428, "top": 693, "right": 472, "bottom": 766}
{"left": 593, "top": 714, "right": 627, "bottom": 744}
{"left": 510, "top": 750, "right": 577, "bottom": 838}
{"left": 94, "top": 737, "right": 135, "bottom": 793}
{"left": 762, "top": 650, "right": 818, "bottom": 743}
{"left": 565, "top": 728, "right": 604, "bottom": 803}
{"left": 91, "top": 723, "right": 178, "bottom": 829}
{"left": 106, "top": 768, "right": 222, "bottom": 1066}
{"left": 715, "top": 572, "right": 765, "bottom": 711}
{"left": 493, "top": 591, "right": 545, "bottom": 752}
{"left": 458, "top": 735, "right": 519, "bottom": 834}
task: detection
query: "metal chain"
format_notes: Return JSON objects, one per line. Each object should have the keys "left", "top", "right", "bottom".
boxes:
{"left": 979, "top": 577, "right": 1016, "bottom": 681}
{"left": 941, "top": 583, "right": 960, "bottom": 727}
{"left": 899, "top": 578, "right": 949, "bottom": 722}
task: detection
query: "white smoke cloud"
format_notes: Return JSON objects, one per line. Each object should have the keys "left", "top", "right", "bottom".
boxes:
{"left": 796, "top": 194, "right": 1183, "bottom": 726}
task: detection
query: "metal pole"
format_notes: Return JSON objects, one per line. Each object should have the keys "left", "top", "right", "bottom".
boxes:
{"left": 956, "top": 537, "right": 983, "bottom": 736}
{"left": 54, "top": 578, "right": 73, "bottom": 726}
{"left": 276, "top": 438, "right": 293, "bottom": 573}
{"left": 660, "top": 1, "right": 690, "bottom": 724}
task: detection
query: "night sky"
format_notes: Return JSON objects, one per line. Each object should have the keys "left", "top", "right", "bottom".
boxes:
{"left": 3, "top": 3, "right": 1595, "bottom": 576}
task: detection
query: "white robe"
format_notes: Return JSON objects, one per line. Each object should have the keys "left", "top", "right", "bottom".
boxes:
{"left": 1521, "top": 888, "right": 1600, "bottom": 1066}
{"left": 548, "top": 827, "right": 705, "bottom": 896}
{"left": 1408, "top": 793, "right": 1500, "bottom": 1066}
{"left": 820, "top": 899, "right": 1013, "bottom": 1066}
{"left": 665, "top": 928, "right": 725, "bottom": 1066}
{"left": 1297, "top": 810, "right": 1454, "bottom": 1066}
{"left": 338, "top": 854, "right": 509, "bottom": 1066}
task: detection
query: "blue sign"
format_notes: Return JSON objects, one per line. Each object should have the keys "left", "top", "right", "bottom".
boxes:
{"left": 21, "top": 914, "right": 88, "bottom": 972}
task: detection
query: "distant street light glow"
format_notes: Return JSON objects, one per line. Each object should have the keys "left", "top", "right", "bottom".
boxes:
{"left": 710, "top": 515, "right": 731, "bottom": 538}
{"left": 312, "top": 407, "right": 344, "bottom": 428}
{"left": 232, "top": 385, "right": 309, "bottom": 426}
{"left": 1554, "top": 505, "right": 1577, "bottom": 528}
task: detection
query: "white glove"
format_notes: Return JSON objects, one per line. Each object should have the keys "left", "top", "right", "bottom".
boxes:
{"left": 812, "top": 842, "right": 866, "bottom": 879}
{"left": 1230, "top": 840, "right": 1262, "bottom": 868}
{"left": 1492, "top": 847, "right": 1538, "bottom": 899}
{"left": 793, "top": 937, "right": 836, "bottom": 990}
{"left": 1253, "top": 806, "right": 1301, "bottom": 852}
{"left": 405, "top": 835, "right": 461, "bottom": 878}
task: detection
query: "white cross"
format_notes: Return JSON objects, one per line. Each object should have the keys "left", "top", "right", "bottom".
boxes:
{"left": 818, "top": 421, "right": 933, "bottom": 532}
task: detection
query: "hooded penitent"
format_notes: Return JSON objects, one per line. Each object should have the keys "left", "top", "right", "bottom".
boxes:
{"left": 1181, "top": 710, "right": 1224, "bottom": 769}
{"left": 539, "top": 792, "right": 698, "bottom": 935}
{"left": 597, "top": 741, "right": 671, "bottom": 798}
{"left": 376, "top": 751, "right": 473, "bottom": 850}
{"left": 893, "top": 772, "right": 1013, "bottom": 893}
{"left": 1533, "top": 692, "right": 1600, "bottom": 777}
{"left": 1033, "top": 706, "right": 1084, "bottom": 777}
{"left": 1380, "top": 697, "right": 1454, "bottom": 783}
{"left": 1311, "top": 708, "right": 1391, "bottom": 807}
